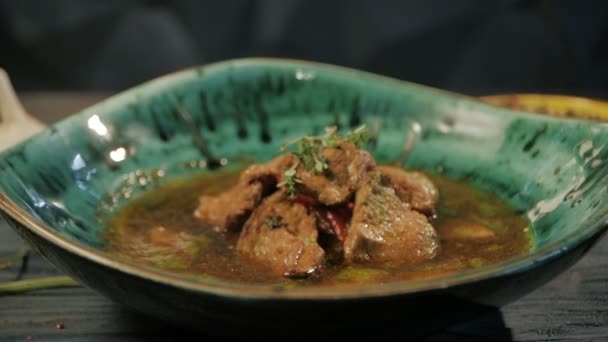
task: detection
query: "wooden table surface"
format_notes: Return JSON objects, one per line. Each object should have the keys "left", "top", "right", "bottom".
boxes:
{"left": 1, "top": 93, "right": 607, "bottom": 341}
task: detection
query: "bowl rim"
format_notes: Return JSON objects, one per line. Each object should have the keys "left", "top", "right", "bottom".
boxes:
{"left": 1, "top": 57, "right": 608, "bottom": 300}
{"left": 480, "top": 93, "right": 608, "bottom": 122}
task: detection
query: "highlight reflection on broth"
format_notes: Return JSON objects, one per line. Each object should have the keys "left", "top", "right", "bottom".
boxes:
{"left": 102, "top": 126, "right": 533, "bottom": 286}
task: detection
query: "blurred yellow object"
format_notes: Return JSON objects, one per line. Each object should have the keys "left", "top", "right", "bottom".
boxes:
{"left": 480, "top": 93, "right": 608, "bottom": 122}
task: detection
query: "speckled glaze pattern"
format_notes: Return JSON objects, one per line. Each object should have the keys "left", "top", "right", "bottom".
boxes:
{"left": 0, "top": 58, "right": 607, "bottom": 336}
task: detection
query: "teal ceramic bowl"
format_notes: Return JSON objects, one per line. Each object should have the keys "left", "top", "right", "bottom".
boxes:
{"left": 1, "top": 59, "right": 607, "bottom": 338}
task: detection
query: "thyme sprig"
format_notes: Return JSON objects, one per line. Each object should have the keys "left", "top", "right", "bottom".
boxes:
{"left": 344, "top": 124, "right": 371, "bottom": 149}
{"left": 277, "top": 124, "right": 370, "bottom": 196}
{"left": 264, "top": 216, "right": 287, "bottom": 229}
{"left": 276, "top": 161, "right": 302, "bottom": 197}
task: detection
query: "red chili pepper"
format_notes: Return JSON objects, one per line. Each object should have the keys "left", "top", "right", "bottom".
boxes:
{"left": 334, "top": 203, "right": 353, "bottom": 222}
{"left": 288, "top": 193, "right": 351, "bottom": 241}
{"left": 289, "top": 193, "right": 318, "bottom": 207}
{"left": 325, "top": 210, "right": 347, "bottom": 241}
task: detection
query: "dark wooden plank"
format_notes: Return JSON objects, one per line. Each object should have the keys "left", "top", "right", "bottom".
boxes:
{"left": 501, "top": 238, "right": 608, "bottom": 341}
{"left": 1, "top": 94, "right": 607, "bottom": 341}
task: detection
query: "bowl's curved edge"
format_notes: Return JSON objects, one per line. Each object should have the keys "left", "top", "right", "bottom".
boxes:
{"left": 0, "top": 57, "right": 607, "bottom": 301}
{"left": 480, "top": 93, "right": 608, "bottom": 122}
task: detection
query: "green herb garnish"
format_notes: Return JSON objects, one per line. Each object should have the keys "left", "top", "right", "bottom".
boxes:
{"left": 265, "top": 216, "right": 287, "bottom": 229}
{"left": 276, "top": 162, "right": 302, "bottom": 197}
{"left": 277, "top": 125, "right": 370, "bottom": 196}
{"left": 344, "top": 124, "right": 371, "bottom": 149}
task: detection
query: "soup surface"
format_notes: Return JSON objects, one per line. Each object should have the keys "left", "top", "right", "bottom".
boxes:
{"left": 102, "top": 167, "right": 533, "bottom": 286}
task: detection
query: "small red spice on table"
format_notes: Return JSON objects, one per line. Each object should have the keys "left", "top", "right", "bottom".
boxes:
{"left": 55, "top": 322, "right": 65, "bottom": 330}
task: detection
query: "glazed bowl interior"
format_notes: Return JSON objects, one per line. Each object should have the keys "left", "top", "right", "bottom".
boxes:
{"left": 1, "top": 58, "right": 607, "bottom": 298}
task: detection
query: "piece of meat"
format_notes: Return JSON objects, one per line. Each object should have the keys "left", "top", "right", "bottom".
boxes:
{"left": 289, "top": 194, "right": 352, "bottom": 265}
{"left": 297, "top": 142, "right": 376, "bottom": 205}
{"left": 194, "top": 181, "right": 264, "bottom": 231}
{"left": 194, "top": 155, "right": 293, "bottom": 231}
{"left": 240, "top": 154, "right": 294, "bottom": 184}
{"left": 236, "top": 192, "right": 325, "bottom": 277}
{"left": 344, "top": 173, "right": 440, "bottom": 265}
{"left": 377, "top": 165, "right": 439, "bottom": 216}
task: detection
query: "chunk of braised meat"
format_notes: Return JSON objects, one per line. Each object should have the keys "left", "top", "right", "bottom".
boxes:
{"left": 194, "top": 155, "right": 292, "bottom": 231}
{"left": 236, "top": 192, "right": 325, "bottom": 277}
{"left": 344, "top": 173, "right": 440, "bottom": 265}
{"left": 194, "top": 181, "right": 264, "bottom": 232}
{"left": 240, "top": 154, "right": 294, "bottom": 184}
{"left": 377, "top": 165, "right": 439, "bottom": 216}
{"left": 296, "top": 142, "right": 375, "bottom": 205}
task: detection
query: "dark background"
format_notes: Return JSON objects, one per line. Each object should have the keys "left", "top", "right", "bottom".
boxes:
{"left": 1, "top": 0, "right": 607, "bottom": 97}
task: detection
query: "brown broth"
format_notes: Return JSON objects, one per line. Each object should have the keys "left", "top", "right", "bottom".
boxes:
{"left": 102, "top": 168, "right": 533, "bottom": 287}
